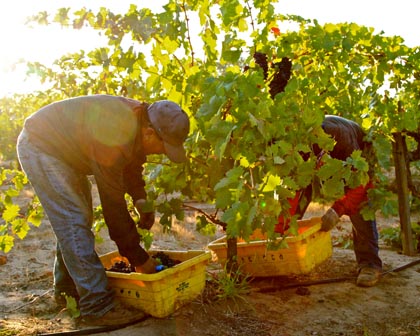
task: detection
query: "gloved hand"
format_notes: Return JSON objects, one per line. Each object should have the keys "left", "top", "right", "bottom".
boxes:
{"left": 321, "top": 208, "right": 340, "bottom": 231}
{"left": 134, "top": 257, "right": 158, "bottom": 274}
{"left": 135, "top": 199, "right": 155, "bottom": 230}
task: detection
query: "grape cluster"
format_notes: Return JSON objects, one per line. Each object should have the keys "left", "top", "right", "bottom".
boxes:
{"left": 107, "top": 260, "right": 134, "bottom": 273}
{"left": 106, "top": 253, "right": 181, "bottom": 274}
{"left": 269, "top": 57, "right": 292, "bottom": 98}
{"left": 253, "top": 52, "right": 292, "bottom": 98}
{"left": 152, "top": 252, "right": 181, "bottom": 268}
{"left": 253, "top": 52, "right": 269, "bottom": 79}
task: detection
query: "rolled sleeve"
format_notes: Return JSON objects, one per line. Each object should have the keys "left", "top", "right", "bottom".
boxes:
{"left": 95, "top": 165, "right": 149, "bottom": 266}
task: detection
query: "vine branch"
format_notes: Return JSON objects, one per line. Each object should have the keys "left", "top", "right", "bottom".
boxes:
{"left": 180, "top": 1, "right": 195, "bottom": 66}
{"left": 182, "top": 203, "right": 226, "bottom": 229}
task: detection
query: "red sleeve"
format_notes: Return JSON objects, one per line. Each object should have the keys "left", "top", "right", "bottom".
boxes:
{"left": 275, "top": 191, "right": 301, "bottom": 234}
{"left": 332, "top": 181, "right": 373, "bottom": 217}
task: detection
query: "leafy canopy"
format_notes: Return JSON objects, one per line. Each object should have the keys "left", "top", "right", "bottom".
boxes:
{"left": 0, "top": 0, "right": 419, "bottom": 251}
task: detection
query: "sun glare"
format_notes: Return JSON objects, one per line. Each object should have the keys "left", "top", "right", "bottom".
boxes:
{"left": 0, "top": 1, "right": 141, "bottom": 96}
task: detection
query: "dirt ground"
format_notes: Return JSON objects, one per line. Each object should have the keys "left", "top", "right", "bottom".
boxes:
{"left": 1, "top": 188, "right": 420, "bottom": 336}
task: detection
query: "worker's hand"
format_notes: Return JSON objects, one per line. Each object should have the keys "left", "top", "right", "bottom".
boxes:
{"left": 138, "top": 211, "right": 155, "bottom": 230}
{"left": 134, "top": 257, "right": 158, "bottom": 274}
{"left": 321, "top": 208, "right": 339, "bottom": 231}
{"left": 135, "top": 199, "right": 155, "bottom": 230}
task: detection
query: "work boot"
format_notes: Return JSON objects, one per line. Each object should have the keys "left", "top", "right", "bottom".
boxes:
{"left": 77, "top": 302, "right": 147, "bottom": 327}
{"left": 356, "top": 266, "right": 381, "bottom": 287}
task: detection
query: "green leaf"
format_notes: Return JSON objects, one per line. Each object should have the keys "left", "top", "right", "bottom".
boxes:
{"left": 260, "top": 173, "right": 281, "bottom": 192}
{"left": 317, "top": 158, "right": 344, "bottom": 180}
{"left": 216, "top": 128, "right": 233, "bottom": 159}
{"left": 28, "top": 210, "right": 43, "bottom": 227}
{"left": 348, "top": 150, "right": 368, "bottom": 172}
{"left": 0, "top": 234, "right": 14, "bottom": 253}
{"left": 215, "top": 188, "right": 232, "bottom": 209}
{"left": 138, "top": 229, "right": 154, "bottom": 250}
{"left": 2, "top": 204, "right": 20, "bottom": 222}
{"left": 162, "top": 36, "right": 180, "bottom": 54}
{"left": 324, "top": 23, "right": 338, "bottom": 33}
{"left": 321, "top": 178, "right": 345, "bottom": 199}
{"left": 246, "top": 204, "right": 257, "bottom": 226}
{"left": 223, "top": 202, "right": 249, "bottom": 237}
{"left": 5, "top": 188, "right": 20, "bottom": 198}
{"left": 196, "top": 215, "right": 216, "bottom": 236}
{"left": 273, "top": 156, "right": 285, "bottom": 165}
{"left": 215, "top": 166, "right": 243, "bottom": 191}
{"left": 222, "top": 49, "right": 242, "bottom": 64}
{"left": 12, "top": 218, "right": 30, "bottom": 240}
{"left": 65, "top": 295, "right": 81, "bottom": 318}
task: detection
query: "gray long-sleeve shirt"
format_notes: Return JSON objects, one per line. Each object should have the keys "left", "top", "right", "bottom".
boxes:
{"left": 24, "top": 94, "right": 151, "bottom": 265}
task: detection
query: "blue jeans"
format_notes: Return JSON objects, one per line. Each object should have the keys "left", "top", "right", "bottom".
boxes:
{"left": 17, "top": 129, "right": 115, "bottom": 317}
{"left": 349, "top": 212, "right": 382, "bottom": 271}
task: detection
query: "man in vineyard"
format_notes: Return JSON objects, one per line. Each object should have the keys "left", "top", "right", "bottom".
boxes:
{"left": 276, "top": 115, "right": 383, "bottom": 287}
{"left": 16, "top": 95, "right": 190, "bottom": 326}
{"left": 253, "top": 52, "right": 382, "bottom": 287}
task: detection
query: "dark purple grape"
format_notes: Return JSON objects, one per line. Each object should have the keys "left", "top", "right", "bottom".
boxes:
{"left": 253, "top": 52, "right": 269, "bottom": 79}
{"left": 107, "top": 260, "right": 135, "bottom": 273}
{"left": 269, "top": 57, "right": 292, "bottom": 98}
{"left": 152, "top": 252, "right": 181, "bottom": 269}
{"left": 249, "top": 52, "right": 292, "bottom": 98}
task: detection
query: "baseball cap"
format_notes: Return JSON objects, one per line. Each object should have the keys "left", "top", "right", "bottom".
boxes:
{"left": 147, "top": 100, "right": 190, "bottom": 163}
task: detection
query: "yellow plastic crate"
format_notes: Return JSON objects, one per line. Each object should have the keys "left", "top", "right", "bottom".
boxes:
{"left": 100, "top": 250, "right": 211, "bottom": 318}
{"left": 208, "top": 217, "right": 332, "bottom": 277}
